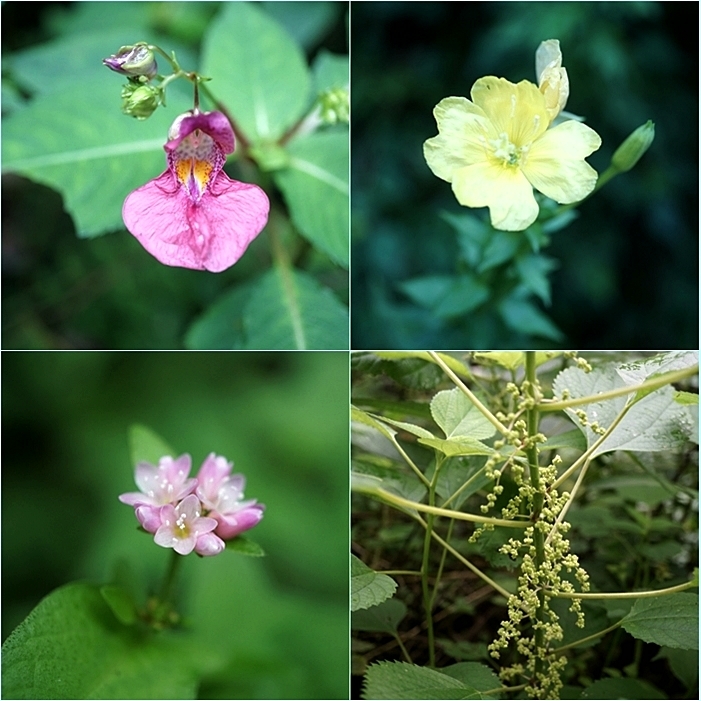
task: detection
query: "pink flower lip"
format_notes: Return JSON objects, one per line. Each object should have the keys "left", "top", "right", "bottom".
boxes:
{"left": 122, "top": 110, "right": 269, "bottom": 272}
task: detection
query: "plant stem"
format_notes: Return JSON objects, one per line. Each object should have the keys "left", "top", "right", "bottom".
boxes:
{"left": 549, "top": 578, "right": 697, "bottom": 599}
{"left": 158, "top": 549, "right": 183, "bottom": 607}
{"left": 524, "top": 352, "right": 547, "bottom": 684}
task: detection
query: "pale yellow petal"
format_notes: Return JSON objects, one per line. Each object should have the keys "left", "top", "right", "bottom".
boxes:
{"left": 470, "top": 77, "right": 549, "bottom": 147}
{"left": 423, "top": 96, "right": 492, "bottom": 182}
{"left": 536, "top": 40, "right": 569, "bottom": 122}
{"left": 522, "top": 121, "right": 602, "bottom": 203}
{"left": 452, "top": 161, "right": 539, "bottom": 231}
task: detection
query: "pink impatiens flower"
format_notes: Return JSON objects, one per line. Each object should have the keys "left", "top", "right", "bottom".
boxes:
{"left": 122, "top": 109, "right": 269, "bottom": 272}
{"left": 196, "top": 453, "right": 266, "bottom": 540}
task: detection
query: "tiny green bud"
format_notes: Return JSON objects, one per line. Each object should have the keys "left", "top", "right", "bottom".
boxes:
{"left": 121, "top": 83, "right": 162, "bottom": 119}
{"left": 611, "top": 120, "right": 655, "bottom": 172}
{"left": 318, "top": 87, "right": 349, "bottom": 125}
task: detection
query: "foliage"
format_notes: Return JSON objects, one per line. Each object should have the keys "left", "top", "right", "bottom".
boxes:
{"left": 2, "top": 2, "right": 348, "bottom": 349}
{"left": 352, "top": 351, "right": 698, "bottom": 699}
{"left": 351, "top": 3, "right": 698, "bottom": 349}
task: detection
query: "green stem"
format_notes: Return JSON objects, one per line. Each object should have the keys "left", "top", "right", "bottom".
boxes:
{"left": 540, "top": 365, "right": 698, "bottom": 412}
{"left": 158, "top": 549, "right": 183, "bottom": 606}
{"left": 429, "top": 352, "right": 510, "bottom": 436}
{"left": 550, "top": 620, "right": 622, "bottom": 654}
{"left": 549, "top": 579, "right": 697, "bottom": 599}
{"left": 524, "top": 352, "right": 547, "bottom": 683}
{"left": 421, "top": 479, "right": 437, "bottom": 667}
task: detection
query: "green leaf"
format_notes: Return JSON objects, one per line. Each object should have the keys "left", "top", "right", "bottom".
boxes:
{"left": 242, "top": 267, "right": 348, "bottom": 349}
{"left": 351, "top": 555, "right": 397, "bottom": 612}
{"left": 655, "top": 646, "right": 698, "bottom": 690}
{"left": 552, "top": 363, "right": 697, "bottom": 457}
{"left": 128, "top": 424, "right": 177, "bottom": 466}
{"left": 473, "top": 351, "right": 562, "bottom": 370}
{"left": 225, "top": 535, "right": 266, "bottom": 557}
{"left": 369, "top": 414, "right": 435, "bottom": 440}
{"left": 99, "top": 585, "right": 138, "bottom": 626}
{"left": 419, "top": 436, "right": 495, "bottom": 457}
{"left": 621, "top": 592, "right": 698, "bottom": 650}
{"left": 1, "top": 582, "right": 201, "bottom": 699}
{"left": 202, "top": 2, "right": 311, "bottom": 141}
{"left": 541, "top": 428, "right": 587, "bottom": 452}
{"left": 362, "top": 661, "right": 483, "bottom": 700}
{"left": 351, "top": 406, "right": 398, "bottom": 442}
{"left": 373, "top": 351, "right": 471, "bottom": 379}
{"left": 580, "top": 677, "right": 666, "bottom": 699}
{"left": 400, "top": 275, "right": 489, "bottom": 318}
{"left": 615, "top": 351, "right": 698, "bottom": 387}
{"left": 499, "top": 297, "right": 564, "bottom": 342}
{"left": 434, "top": 457, "right": 492, "bottom": 509}
{"left": 2, "top": 78, "right": 191, "bottom": 238}
{"left": 515, "top": 253, "right": 557, "bottom": 305}
{"left": 351, "top": 599, "right": 407, "bottom": 634}
{"left": 313, "top": 49, "right": 349, "bottom": 91}
{"left": 261, "top": 1, "right": 342, "bottom": 51}
{"left": 478, "top": 231, "right": 522, "bottom": 272}
{"left": 440, "top": 662, "right": 502, "bottom": 696}
{"left": 273, "top": 131, "right": 349, "bottom": 267}
{"left": 430, "top": 388, "right": 496, "bottom": 440}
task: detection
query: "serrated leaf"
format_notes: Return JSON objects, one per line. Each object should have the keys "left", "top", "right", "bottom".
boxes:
{"left": 580, "top": 677, "right": 666, "bottom": 699}
{"left": 1, "top": 583, "right": 201, "bottom": 699}
{"left": 440, "top": 662, "right": 502, "bottom": 695}
{"left": 201, "top": 2, "right": 311, "bottom": 141}
{"left": 430, "top": 388, "right": 496, "bottom": 440}
{"left": 621, "top": 592, "right": 698, "bottom": 650}
{"left": 351, "top": 555, "right": 397, "bottom": 612}
{"left": 351, "top": 599, "right": 407, "bottom": 634}
{"left": 552, "top": 364, "right": 697, "bottom": 457}
{"left": 362, "top": 661, "right": 483, "bottom": 700}
{"left": 128, "top": 424, "right": 177, "bottom": 466}
{"left": 615, "top": 351, "right": 698, "bottom": 386}
{"left": 274, "top": 131, "right": 349, "bottom": 267}
{"left": 242, "top": 267, "right": 348, "bottom": 349}
{"left": 225, "top": 535, "right": 266, "bottom": 557}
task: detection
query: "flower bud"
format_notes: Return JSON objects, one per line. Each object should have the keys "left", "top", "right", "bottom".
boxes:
{"left": 318, "top": 87, "right": 350, "bottom": 125}
{"left": 103, "top": 44, "right": 158, "bottom": 78}
{"left": 121, "top": 83, "right": 162, "bottom": 120}
{"left": 611, "top": 120, "right": 655, "bottom": 172}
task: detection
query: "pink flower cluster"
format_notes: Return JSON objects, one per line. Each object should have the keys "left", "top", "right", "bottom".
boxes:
{"left": 119, "top": 453, "right": 264, "bottom": 556}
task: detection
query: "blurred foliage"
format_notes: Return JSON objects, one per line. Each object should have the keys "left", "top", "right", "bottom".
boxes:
{"left": 2, "top": 351, "right": 348, "bottom": 699}
{"left": 351, "top": 2, "right": 698, "bottom": 349}
{"left": 2, "top": 1, "right": 349, "bottom": 350}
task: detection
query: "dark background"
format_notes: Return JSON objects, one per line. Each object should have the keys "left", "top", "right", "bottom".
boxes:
{"left": 351, "top": 1, "right": 699, "bottom": 350}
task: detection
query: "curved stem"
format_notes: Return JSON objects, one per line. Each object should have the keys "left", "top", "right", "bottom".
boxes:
{"left": 158, "top": 549, "right": 183, "bottom": 607}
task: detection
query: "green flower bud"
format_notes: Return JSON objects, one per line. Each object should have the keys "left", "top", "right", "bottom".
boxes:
{"left": 611, "top": 120, "right": 655, "bottom": 172}
{"left": 318, "top": 87, "right": 349, "bottom": 125}
{"left": 121, "top": 83, "right": 162, "bottom": 120}
{"left": 104, "top": 44, "right": 158, "bottom": 78}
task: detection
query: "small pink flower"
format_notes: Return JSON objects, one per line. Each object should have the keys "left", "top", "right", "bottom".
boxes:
{"left": 195, "top": 453, "right": 265, "bottom": 540}
{"left": 122, "top": 110, "right": 269, "bottom": 272}
{"left": 119, "top": 454, "right": 196, "bottom": 508}
{"left": 154, "top": 494, "right": 220, "bottom": 556}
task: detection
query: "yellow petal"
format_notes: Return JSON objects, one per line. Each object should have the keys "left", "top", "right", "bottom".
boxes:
{"left": 423, "top": 97, "right": 491, "bottom": 182}
{"left": 452, "top": 161, "right": 539, "bottom": 231}
{"left": 522, "top": 121, "right": 602, "bottom": 203}
{"left": 470, "top": 77, "right": 549, "bottom": 146}
{"left": 536, "top": 39, "right": 569, "bottom": 122}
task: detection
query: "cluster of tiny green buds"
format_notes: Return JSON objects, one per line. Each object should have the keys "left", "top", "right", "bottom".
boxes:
{"left": 318, "top": 87, "right": 350, "bottom": 125}
{"left": 573, "top": 408, "right": 607, "bottom": 435}
{"left": 611, "top": 120, "right": 655, "bottom": 173}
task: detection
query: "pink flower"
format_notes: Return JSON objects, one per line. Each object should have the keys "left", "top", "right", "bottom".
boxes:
{"left": 195, "top": 453, "right": 265, "bottom": 540}
{"left": 119, "top": 454, "right": 196, "bottom": 508}
{"left": 122, "top": 110, "right": 269, "bottom": 272}
{"left": 154, "top": 494, "right": 222, "bottom": 556}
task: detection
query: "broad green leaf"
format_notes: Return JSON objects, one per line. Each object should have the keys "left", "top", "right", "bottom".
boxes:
{"left": 542, "top": 428, "right": 587, "bottom": 452}
{"left": 515, "top": 253, "right": 557, "bottom": 305}
{"left": 419, "top": 436, "right": 495, "bottom": 457}
{"left": 473, "top": 351, "right": 562, "bottom": 370}
{"left": 440, "top": 662, "right": 502, "bottom": 696}
{"left": 430, "top": 388, "right": 496, "bottom": 440}
{"left": 351, "top": 555, "right": 397, "bottom": 612}
{"left": 621, "top": 592, "right": 698, "bottom": 650}
{"left": 99, "top": 585, "right": 138, "bottom": 626}
{"left": 351, "top": 406, "right": 397, "bottom": 442}
{"left": 615, "top": 351, "right": 698, "bottom": 387}
{"left": 313, "top": 49, "right": 349, "bottom": 92}
{"left": 478, "top": 231, "right": 522, "bottom": 272}
{"left": 400, "top": 275, "right": 490, "bottom": 318}
{"left": 201, "top": 2, "right": 311, "bottom": 142}
{"left": 580, "top": 677, "right": 666, "bottom": 699}
{"left": 128, "top": 424, "right": 177, "bottom": 466}
{"left": 352, "top": 599, "right": 407, "bottom": 634}
{"left": 499, "top": 297, "right": 564, "bottom": 342}
{"left": 1, "top": 582, "right": 201, "bottom": 699}
{"left": 353, "top": 353, "right": 446, "bottom": 390}
{"left": 374, "top": 351, "right": 471, "bottom": 379}
{"left": 242, "top": 267, "right": 348, "bottom": 349}
{"left": 225, "top": 535, "right": 266, "bottom": 557}
{"left": 274, "top": 131, "right": 349, "bottom": 267}
{"left": 370, "top": 414, "right": 435, "bottom": 440}
{"left": 261, "top": 1, "right": 342, "bottom": 51}
{"left": 362, "top": 661, "right": 483, "bottom": 700}
{"left": 2, "top": 77, "right": 191, "bottom": 238}
{"left": 552, "top": 364, "right": 697, "bottom": 457}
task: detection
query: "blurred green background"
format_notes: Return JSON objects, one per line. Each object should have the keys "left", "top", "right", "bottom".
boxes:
{"left": 2, "top": 351, "right": 349, "bottom": 699}
{"left": 2, "top": 1, "right": 348, "bottom": 350}
{"left": 351, "top": 1, "right": 698, "bottom": 349}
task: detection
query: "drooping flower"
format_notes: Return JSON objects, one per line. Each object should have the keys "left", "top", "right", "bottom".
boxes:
{"left": 423, "top": 42, "right": 601, "bottom": 232}
{"left": 154, "top": 494, "right": 221, "bottom": 556}
{"left": 103, "top": 44, "right": 158, "bottom": 78}
{"left": 122, "top": 110, "right": 270, "bottom": 272}
{"left": 195, "top": 453, "right": 265, "bottom": 540}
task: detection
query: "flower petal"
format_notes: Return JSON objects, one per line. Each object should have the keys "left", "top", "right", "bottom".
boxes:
{"left": 522, "top": 120, "right": 601, "bottom": 203}
{"left": 452, "top": 161, "right": 539, "bottom": 231}
{"left": 423, "top": 96, "right": 491, "bottom": 181}
{"left": 122, "top": 171, "right": 269, "bottom": 272}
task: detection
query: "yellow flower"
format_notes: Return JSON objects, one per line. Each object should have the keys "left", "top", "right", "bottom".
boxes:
{"left": 424, "top": 51, "right": 601, "bottom": 232}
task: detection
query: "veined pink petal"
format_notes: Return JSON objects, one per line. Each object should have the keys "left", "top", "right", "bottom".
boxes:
{"left": 123, "top": 170, "right": 269, "bottom": 272}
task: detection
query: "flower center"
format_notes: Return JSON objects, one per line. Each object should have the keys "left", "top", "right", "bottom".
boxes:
{"left": 175, "top": 513, "right": 191, "bottom": 537}
{"left": 490, "top": 132, "right": 528, "bottom": 168}
{"left": 170, "top": 129, "right": 222, "bottom": 203}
